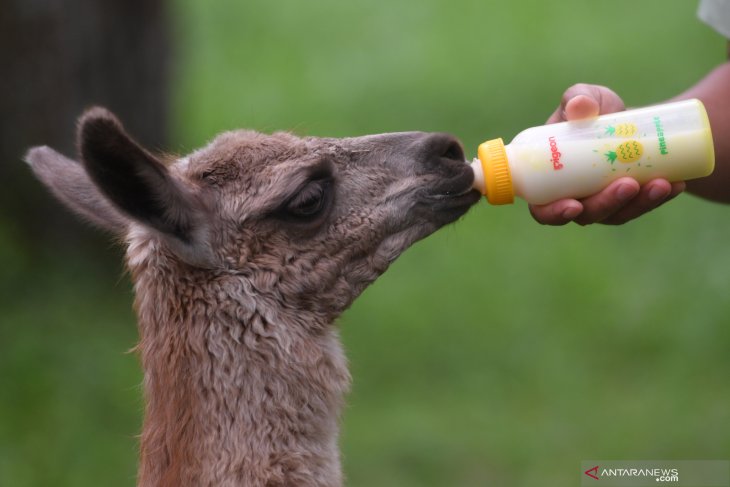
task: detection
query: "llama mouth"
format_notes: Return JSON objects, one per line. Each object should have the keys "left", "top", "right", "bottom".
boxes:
{"left": 424, "top": 186, "right": 481, "bottom": 224}
{"left": 427, "top": 164, "right": 481, "bottom": 208}
{"left": 430, "top": 189, "right": 482, "bottom": 216}
{"left": 416, "top": 187, "right": 479, "bottom": 229}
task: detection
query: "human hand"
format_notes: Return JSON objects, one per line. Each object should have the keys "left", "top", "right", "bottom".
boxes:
{"left": 530, "top": 84, "right": 685, "bottom": 225}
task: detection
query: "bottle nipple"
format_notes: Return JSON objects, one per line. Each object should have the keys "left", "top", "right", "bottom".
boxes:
{"left": 470, "top": 158, "right": 486, "bottom": 195}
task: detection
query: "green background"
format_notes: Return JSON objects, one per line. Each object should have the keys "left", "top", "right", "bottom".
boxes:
{"left": 2, "top": 0, "right": 729, "bottom": 485}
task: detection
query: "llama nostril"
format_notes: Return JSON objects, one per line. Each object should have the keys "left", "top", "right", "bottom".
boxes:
{"left": 421, "top": 133, "right": 465, "bottom": 163}
{"left": 413, "top": 134, "right": 468, "bottom": 175}
{"left": 441, "top": 140, "right": 465, "bottom": 162}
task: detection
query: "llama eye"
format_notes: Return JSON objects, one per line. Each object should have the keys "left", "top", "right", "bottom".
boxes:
{"left": 284, "top": 179, "right": 331, "bottom": 219}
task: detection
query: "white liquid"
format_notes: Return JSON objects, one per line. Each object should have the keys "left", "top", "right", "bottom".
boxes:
{"left": 508, "top": 128, "right": 713, "bottom": 205}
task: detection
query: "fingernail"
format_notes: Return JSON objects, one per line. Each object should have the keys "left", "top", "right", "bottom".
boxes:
{"left": 616, "top": 184, "right": 637, "bottom": 202}
{"left": 561, "top": 206, "right": 582, "bottom": 220}
{"left": 648, "top": 186, "right": 669, "bottom": 201}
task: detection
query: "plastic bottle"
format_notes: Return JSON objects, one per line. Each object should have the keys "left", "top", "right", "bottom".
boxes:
{"left": 470, "top": 99, "right": 715, "bottom": 205}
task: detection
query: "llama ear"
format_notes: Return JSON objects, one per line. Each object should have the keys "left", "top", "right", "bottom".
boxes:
{"left": 77, "top": 107, "right": 203, "bottom": 244}
{"left": 24, "top": 145, "right": 129, "bottom": 234}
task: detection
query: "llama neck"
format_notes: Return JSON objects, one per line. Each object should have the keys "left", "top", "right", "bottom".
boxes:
{"left": 131, "top": 261, "right": 351, "bottom": 487}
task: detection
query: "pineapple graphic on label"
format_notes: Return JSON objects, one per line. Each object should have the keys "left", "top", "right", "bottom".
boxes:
{"left": 605, "top": 140, "right": 644, "bottom": 164}
{"left": 605, "top": 123, "right": 638, "bottom": 137}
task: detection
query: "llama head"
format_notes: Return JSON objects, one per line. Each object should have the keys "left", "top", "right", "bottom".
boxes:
{"left": 26, "top": 107, "right": 479, "bottom": 318}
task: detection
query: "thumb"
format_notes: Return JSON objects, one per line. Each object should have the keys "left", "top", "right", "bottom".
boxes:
{"left": 547, "top": 83, "right": 625, "bottom": 123}
{"left": 564, "top": 95, "right": 600, "bottom": 120}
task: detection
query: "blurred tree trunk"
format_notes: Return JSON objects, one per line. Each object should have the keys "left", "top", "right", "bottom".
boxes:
{"left": 0, "top": 0, "right": 170, "bottom": 258}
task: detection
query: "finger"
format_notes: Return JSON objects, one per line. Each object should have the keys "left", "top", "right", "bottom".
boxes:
{"left": 601, "top": 180, "right": 686, "bottom": 225}
{"left": 574, "top": 178, "right": 640, "bottom": 225}
{"left": 564, "top": 95, "right": 600, "bottom": 120}
{"left": 563, "top": 84, "right": 625, "bottom": 117}
{"left": 546, "top": 83, "right": 625, "bottom": 124}
{"left": 529, "top": 199, "right": 584, "bottom": 226}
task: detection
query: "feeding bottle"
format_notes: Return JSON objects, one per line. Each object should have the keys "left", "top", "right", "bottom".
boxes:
{"left": 470, "top": 99, "right": 715, "bottom": 205}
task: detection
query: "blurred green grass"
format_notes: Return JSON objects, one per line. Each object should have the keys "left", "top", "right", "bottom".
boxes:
{"left": 3, "top": 0, "right": 730, "bottom": 485}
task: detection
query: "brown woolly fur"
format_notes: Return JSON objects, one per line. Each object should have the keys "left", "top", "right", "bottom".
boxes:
{"left": 25, "top": 107, "right": 480, "bottom": 486}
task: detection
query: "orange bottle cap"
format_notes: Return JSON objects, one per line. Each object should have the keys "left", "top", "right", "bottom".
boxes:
{"left": 477, "top": 138, "right": 514, "bottom": 205}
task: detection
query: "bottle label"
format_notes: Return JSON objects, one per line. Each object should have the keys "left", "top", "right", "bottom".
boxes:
{"left": 548, "top": 118, "right": 661, "bottom": 172}
{"left": 601, "top": 118, "right": 669, "bottom": 169}
{"left": 548, "top": 136, "right": 564, "bottom": 170}
{"left": 654, "top": 116, "right": 669, "bottom": 155}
